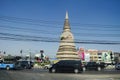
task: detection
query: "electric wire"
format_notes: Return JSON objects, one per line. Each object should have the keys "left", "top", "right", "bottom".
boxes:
{"left": 0, "top": 15, "right": 120, "bottom": 45}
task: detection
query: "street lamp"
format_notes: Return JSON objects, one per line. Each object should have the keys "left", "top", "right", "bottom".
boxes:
{"left": 20, "top": 50, "right": 22, "bottom": 60}
{"left": 29, "top": 52, "right": 31, "bottom": 61}
{"left": 40, "top": 50, "right": 44, "bottom": 62}
{"left": 110, "top": 52, "right": 113, "bottom": 64}
{"left": 29, "top": 52, "right": 31, "bottom": 66}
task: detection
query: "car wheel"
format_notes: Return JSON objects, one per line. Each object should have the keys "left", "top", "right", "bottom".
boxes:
{"left": 6, "top": 66, "right": 10, "bottom": 70}
{"left": 51, "top": 68, "right": 56, "bottom": 73}
{"left": 44, "top": 66, "right": 48, "bottom": 69}
{"left": 24, "top": 66, "right": 27, "bottom": 69}
{"left": 97, "top": 67, "right": 101, "bottom": 71}
{"left": 83, "top": 67, "right": 86, "bottom": 72}
{"left": 74, "top": 69, "right": 79, "bottom": 74}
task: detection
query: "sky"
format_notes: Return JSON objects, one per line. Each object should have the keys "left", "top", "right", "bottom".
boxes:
{"left": 0, "top": 0, "right": 120, "bottom": 58}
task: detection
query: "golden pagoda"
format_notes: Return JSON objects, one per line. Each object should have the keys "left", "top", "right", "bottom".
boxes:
{"left": 56, "top": 12, "right": 79, "bottom": 60}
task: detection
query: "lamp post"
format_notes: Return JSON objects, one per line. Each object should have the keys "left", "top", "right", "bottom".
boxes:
{"left": 20, "top": 50, "right": 22, "bottom": 60}
{"left": 29, "top": 52, "right": 31, "bottom": 66}
{"left": 40, "top": 50, "right": 44, "bottom": 62}
{"left": 29, "top": 52, "right": 31, "bottom": 61}
{"left": 110, "top": 52, "right": 113, "bottom": 64}
{"left": 3, "top": 51, "right": 6, "bottom": 61}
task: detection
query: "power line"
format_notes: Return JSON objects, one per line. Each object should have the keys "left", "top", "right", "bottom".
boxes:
{"left": 0, "top": 36, "right": 120, "bottom": 45}
{"left": 0, "top": 15, "right": 120, "bottom": 29}
{"left": 0, "top": 25, "right": 59, "bottom": 35}
{"left": 0, "top": 32, "right": 120, "bottom": 45}
{"left": 0, "top": 32, "right": 58, "bottom": 40}
{"left": 0, "top": 15, "right": 120, "bottom": 44}
{"left": 0, "top": 15, "right": 62, "bottom": 24}
{"left": 0, "top": 25, "right": 120, "bottom": 37}
{"left": 0, "top": 16, "right": 120, "bottom": 34}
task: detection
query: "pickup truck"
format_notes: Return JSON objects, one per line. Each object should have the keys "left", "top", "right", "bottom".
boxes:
{"left": 83, "top": 61, "right": 105, "bottom": 71}
{"left": 0, "top": 61, "right": 15, "bottom": 70}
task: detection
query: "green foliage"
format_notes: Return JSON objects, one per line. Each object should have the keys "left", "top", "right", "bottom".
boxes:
{"left": 34, "top": 60, "right": 51, "bottom": 66}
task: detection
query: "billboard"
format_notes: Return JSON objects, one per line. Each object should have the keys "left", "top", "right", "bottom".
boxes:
{"left": 85, "top": 53, "right": 90, "bottom": 62}
{"left": 102, "top": 52, "right": 111, "bottom": 63}
{"left": 78, "top": 48, "right": 85, "bottom": 60}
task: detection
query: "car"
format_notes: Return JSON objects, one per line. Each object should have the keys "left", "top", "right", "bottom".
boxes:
{"left": 115, "top": 63, "right": 120, "bottom": 70}
{"left": 0, "top": 61, "right": 15, "bottom": 70}
{"left": 44, "top": 64, "right": 52, "bottom": 69}
{"left": 83, "top": 61, "right": 105, "bottom": 71}
{"left": 14, "top": 60, "right": 34, "bottom": 70}
{"left": 49, "top": 60, "right": 83, "bottom": 73}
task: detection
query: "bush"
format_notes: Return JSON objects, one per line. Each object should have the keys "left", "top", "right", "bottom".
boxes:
{"left": 34, "top": 61, "right": 51, "bottom": 66}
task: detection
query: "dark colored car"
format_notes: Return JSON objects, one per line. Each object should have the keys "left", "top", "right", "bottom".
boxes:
{"left": 49, "top": 60, "right": 83, "bottom": 73}
{"left": 115, "top": 63, "right": 120, "bottom": 70}
{"left": 83, "top": 61, "right": 105, "bottom": 71}
{"left": 14, "top": 61, "right": 34, "bottom": 70}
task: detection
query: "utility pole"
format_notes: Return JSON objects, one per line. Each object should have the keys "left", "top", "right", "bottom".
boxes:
{"left": 110, "top": 52, "right": 113, "bottom": 64}
{"left": 29, "top": 52, "right": 31, "bottom": 66}
{"left": 40, "top": 50, "right": 44, "bottom": 62}
{"left": 20, "top": 50, "right": 22, "bottom": 60}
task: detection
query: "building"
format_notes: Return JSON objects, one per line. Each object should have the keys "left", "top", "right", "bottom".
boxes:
{"left": 98, "top": 50, "right": 113, "bottom": 64}
{"left": 77, "top": 48, "right": 114, "bottom": 64}
{"left": 97, "top": 51, "right": 103, "bottom": 62}
{"left": 114, "top": 52, "right": 120, "bottom": 63}
{"left": 86, "top": 49, "right": 98, "bottom": 62}
{"left": 56, "top": 12, "right": 79, "bottom": 60}
{"left": 78, "top": 48, "right": 98, "bottom": 62}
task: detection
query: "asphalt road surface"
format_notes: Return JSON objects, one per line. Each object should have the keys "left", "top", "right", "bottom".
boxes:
{"left": 0, "top": 69, "right": 120, "bottom": 80}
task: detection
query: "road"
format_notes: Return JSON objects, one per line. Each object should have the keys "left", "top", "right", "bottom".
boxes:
{"left": 0, "top": 69, "right": 120, "bottom": 80}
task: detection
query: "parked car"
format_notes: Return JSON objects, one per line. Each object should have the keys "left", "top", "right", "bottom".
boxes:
{"left": 44, "top": 64, "right": 52, "bottom": 69}
{"left": 115, "top": 63, "right": 120, "bottom": 70}
{"left": 0, "top": 61, "right": 15, "bottom": 70}
{"left": 83, "top": 61, "right": 105, "bottom": 71}
{"left": 14, "top": 60, "right": 34, "bottom": 70}
{"left": 49, "top": 60, "right": 83, "bottom": 73}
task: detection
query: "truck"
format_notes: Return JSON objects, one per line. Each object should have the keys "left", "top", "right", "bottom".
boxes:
{"left": 83, "top": 61, "right": 105, "bottom": 71}
{"left": 0, "top": 60, "right": 15, "bottom": 70}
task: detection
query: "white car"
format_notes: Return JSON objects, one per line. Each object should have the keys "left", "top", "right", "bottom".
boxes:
{"left": 44, "top": 64, "right": 52, "bottom": 69}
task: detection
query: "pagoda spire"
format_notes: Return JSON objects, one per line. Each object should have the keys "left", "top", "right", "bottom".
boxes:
{"left": 65, "top": 11, "right": 68, "bottom": 19}
{"left": 64, "top": 11, "right": 70, "bottom": 31}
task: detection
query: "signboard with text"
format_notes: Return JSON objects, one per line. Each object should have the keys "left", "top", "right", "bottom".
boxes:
{"left": 102, "top": 52, "right": 111, "bottom": 63}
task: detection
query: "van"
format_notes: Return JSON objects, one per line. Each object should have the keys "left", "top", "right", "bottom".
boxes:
{"left": 49, "top": 60, "right": 83, "bottom": 73}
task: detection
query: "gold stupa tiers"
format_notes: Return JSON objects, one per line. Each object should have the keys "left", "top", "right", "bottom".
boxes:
{"left": 56, "top": 12, "right": 79, "bottom": 60}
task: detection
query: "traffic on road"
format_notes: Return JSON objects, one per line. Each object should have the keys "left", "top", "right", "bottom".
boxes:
{"left": 0, "top": 67, "right": 120, "bottom": 80}
{"left": 0, "top": 59, "right": 120, "bottom": 80}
